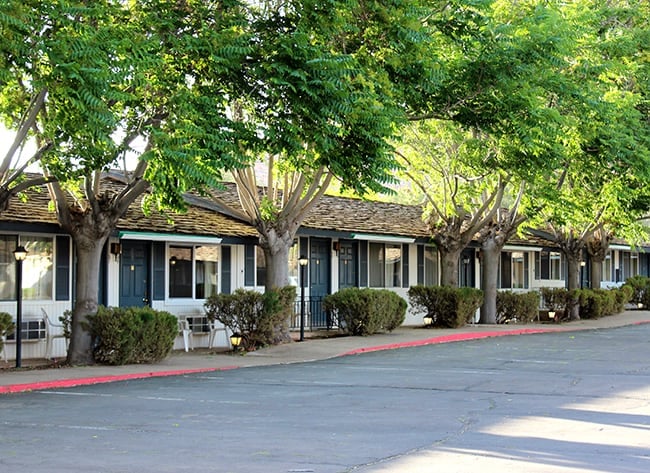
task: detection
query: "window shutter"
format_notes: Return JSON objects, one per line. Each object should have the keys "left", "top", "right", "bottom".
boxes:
{"left": 221, "top": 246, "right": 231, "bottom": 294}
{"left": 55, "top": 236, "right": 70, "bottom": 300}
{"left": 402, "top": 243, "right": 409, "bottom": 288}
{"left": 417, "top": 245, "right": 424, "bottom": 285}
{"left": 359, "top": 240, "right": 368, "bottom": 287}
{"left": 152, "top": 242, "right": 165, "bottom": 300}
{"left": 244, "top": 244, "right": 255, "bottom": 286}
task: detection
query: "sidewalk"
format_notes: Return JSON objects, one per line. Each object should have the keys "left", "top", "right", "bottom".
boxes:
{"left": 2, "top": 311, "right": 650, "bottom": 395}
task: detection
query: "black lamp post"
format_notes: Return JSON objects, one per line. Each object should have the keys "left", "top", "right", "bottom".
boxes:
{"left": 580, "top": 260, "right": 586, "bottom": 289}
{"left": 13, "top": 245, "right": 27, "bottom": 368}
{"left": 299, "top": 255, "right": 309, "bottom": 341}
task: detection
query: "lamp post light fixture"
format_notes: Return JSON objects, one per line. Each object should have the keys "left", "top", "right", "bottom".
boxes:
{"left": 548, "top": 310, "right": 556, "bottom": 320}
{"left": 13, "top": 245, "right": 27, "bottom": 368}
{"left": 298, "top": 256, "right": 309, "bottom": 342}
{"left": 229, "top": 332, "right": 243, "bottom": 351}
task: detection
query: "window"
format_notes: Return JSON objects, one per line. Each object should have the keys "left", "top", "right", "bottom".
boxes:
{"left": 1, "top": 236, "right": 53, "bottom": 301}
{"left": 169, "top": 245, "right": 219, "bottom": 299}
{"left": 0, "top": 235, "right": 16, "bottom": 300}
{"left": 622, "top": 252, "right": 639, "bottom": 280}
{"left": 195, "top": 246, "right": 219, "bottom": 299}
{"left": 511, "top": 252, "right": 526, "bottom": 289}
{"left": 424, "top": 246, "right": 438, "bottom": 286}
{"left": 288, "top": 243, "right": 299, "bottom": 287}
{"left": 256, "top": 246, "right": 266, "bottom": 287}
{"left": 23, "top": 237, "right": 53, "bottom": 300}
{"left": 369, "top": 243, "right": 401, "bottom": 288}
{"left": 603, "top": 251, "right": 612, "bottom": 281}
{"left": 536, "top": 251, "right": 562, "bottom": 280}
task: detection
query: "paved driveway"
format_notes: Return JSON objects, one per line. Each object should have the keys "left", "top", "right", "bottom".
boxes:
{"left": 1, "top": 325, "right": 649, "bottom": 473}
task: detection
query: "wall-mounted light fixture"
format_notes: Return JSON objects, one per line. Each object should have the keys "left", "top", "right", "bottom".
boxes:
{"left": 333, "top": 241, "right": 341, "bottom": 254}
{"left": 110, "top": 242, "right": 122, "bottom": 261}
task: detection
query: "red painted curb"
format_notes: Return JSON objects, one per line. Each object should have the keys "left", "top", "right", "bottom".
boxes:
{"left": 0, "top": 366, "right": 238, "bottom": 395}
{"left": 340, "top": 328, "right": 558, "bottom": 356}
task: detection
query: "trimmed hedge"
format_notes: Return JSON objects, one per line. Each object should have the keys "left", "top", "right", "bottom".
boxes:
{"left": 496, "top": 291, "right": 540, "bottom": 324}
{"left": 408, "top": 285, "right": 483, "bottom": 328}
{"left": 88, "top": 306, "right": 177, "bottom": 365}
{"left": 323, "top": 288, "right": 407, "bottom": 336}
{"left": 623, "top": 276, "right": 650, "bottom": 307}
{"left": 576, "top": 287, "right": 632, "bottom": 319}
{"left": 204, "top": 286, "right": 296, "bottom": 350}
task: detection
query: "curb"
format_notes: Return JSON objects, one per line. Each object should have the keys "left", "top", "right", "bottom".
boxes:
{"left": 340, "top": 328, "right": 557, "bottom": 356}
{"left": 0, "top": 366, "right": 238, "bottom": 395}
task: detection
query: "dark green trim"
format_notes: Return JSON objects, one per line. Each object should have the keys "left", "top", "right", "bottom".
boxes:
{"left": 222, "top": 246, "right": 231, "bottom": 294}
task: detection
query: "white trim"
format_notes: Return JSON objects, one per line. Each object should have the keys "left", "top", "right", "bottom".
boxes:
{"left": 609, "top": 244, "right": 632, "bottom": 250}
{"left": 351, "top": 233, "right": 415, "bottom": 244}
{"left": 503, "top": 245, "right": 542, "bottom": 252}
{"left": 118, "top": 231, "right": 222, "bottom": 245}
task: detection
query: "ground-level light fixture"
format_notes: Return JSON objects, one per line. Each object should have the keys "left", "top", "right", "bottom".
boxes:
{"left": 230, "top": 333, "right": 243, "bottom": 350}
{"left": 548, "top": 311, "right": 556, "bottom": 320}
{"left": 423, "top": 315, "right": 434, "bottom": 327}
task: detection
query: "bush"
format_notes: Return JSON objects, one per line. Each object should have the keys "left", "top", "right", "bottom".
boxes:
{"left": 323, "top": 288, "right": 407, "bottom": 336}
{"left": 577, "top": 287, "right": 631, "bottom": 319}
{"left": 622, "top": 275, "right": 650, "bottom": 305}
{"left": 204, "top": 286, "right": 296, "bottom": 350}
{"left": 88, "top": 306, "right": 177, "bottom": 365}
{"left": 0, "top": 311, "right": 15, "bottom": 355}
{"left": 408, "top": 285, "right": 483, "bottom": 328}
{"left": 496, "top": 291, "right": 540, "bottom": 324}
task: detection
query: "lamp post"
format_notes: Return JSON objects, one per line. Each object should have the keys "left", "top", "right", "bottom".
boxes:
{"left": 13, "top": 245, "right": 27, "bottom": 368}
{"left": 580, "top": 260, "right": 586, "bottom": 289}
{"left": 299, "top": 255, "right": 309, "bottom": 342}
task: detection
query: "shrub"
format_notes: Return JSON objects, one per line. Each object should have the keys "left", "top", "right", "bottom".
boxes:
{"left": 204, "top": 286, "right": 296, "bottom": 350}
{"left": 496, "top": 291, "right": 540, "bottom": 324}
{"left": 0, "top": 311, "right": 15, "bottom": 355}
{"left": 622, "top": 275, "right": 650, "bottom": 305}
{"left": 617, "top": 284, "right": 634, "bottom": 311}
{"left": 408, "top": 286, "right": 483, "bottom": 328}
{"left": 578, "top": 287, "right": 631, "bottom": 319}
{"left": 577, "top": 289, "right": 612, "bottom": 319}
{"left": 323, "top": 288, "right": 407, "bottom": 336}
{"left": 88, "top": 306, "right": 177, "bottom": 365}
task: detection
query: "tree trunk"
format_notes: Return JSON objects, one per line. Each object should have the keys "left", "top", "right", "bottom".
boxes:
{"left": 439, "top": 247, "right": 462, "bottom": 287}
{"left": 260, "top": 227, "right": 294, "bottom": 291}
{"left": 565, "top": 252, "right": 582, "bottom": 321}
{"left": 480, "top": 240, "right": 500, "bottom": 324}
{"left": 67, "top": 234, "right": 108, "bottom": 365}
{"left": 587, "top": 235, "right": 609, "bottom": 290}
{"left": 259, "top": 226, "right": 296, "bottom": 344}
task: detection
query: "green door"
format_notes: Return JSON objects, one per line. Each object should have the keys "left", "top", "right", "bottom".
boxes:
{"left": 309, "top": 238, "right": 330, "bottom": 327}
{"left": 119, "top": 240, "right": 150, "bottom": 307}
{"left": 338, "top": 240, "right": 358, "bottom": 289}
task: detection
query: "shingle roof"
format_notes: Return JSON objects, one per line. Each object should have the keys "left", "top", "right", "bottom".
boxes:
{"left": 0, "top": 176, "right": 257, "bottom": 238}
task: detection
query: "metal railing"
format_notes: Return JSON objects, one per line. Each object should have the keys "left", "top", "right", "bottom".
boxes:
{"left": 290, "top": 297, "right": 335, "bottom": 331}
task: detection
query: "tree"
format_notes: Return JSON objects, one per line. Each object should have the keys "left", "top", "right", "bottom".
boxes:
{"left": 398, "top": 120, "right": 510, "bottom": 288}
{"left": 2, "top": 0, "right": 252, "bottom": 364}
{"left": 210, "top": 0, "right": 434, "bottom": 297}
{"left": 526, "top": 0, "right": 650, "bottom": 318}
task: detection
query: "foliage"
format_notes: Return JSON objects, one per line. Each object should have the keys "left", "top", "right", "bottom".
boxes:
{"left": 408, "top": 285, "right": 483, "bottom": 328}
{"left": 622, "top": 275, "right": 650, "bottom": 305}
{"left": 576, "top": 288, "right": 631, "bottom": 319}
{"left": 88, "top": 306, "right": 177, "bottom": 365}
{"left": 540, "top": 287, "right": 571, "bottom": 313}
{"left": 323, "top": 288, "right": 407, "bottom": 336}
{"left": 204, "top": 286, "right": 296, "bottom": 351}
{"left": 496, "top": 291, "right": 540, "bottom": 324}
{"left": 0, "top": 311, "right": 15, "bottom": 353}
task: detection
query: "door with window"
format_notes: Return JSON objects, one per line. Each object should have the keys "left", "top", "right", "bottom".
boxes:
{"left": 120, "top": 240, "right": 150, "bottom": 307}
{"left": 338, "top": 240, "right": 358, "bottom": 289}
{"left": 309, "top": 238, "right": 330, "bottom": 327}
